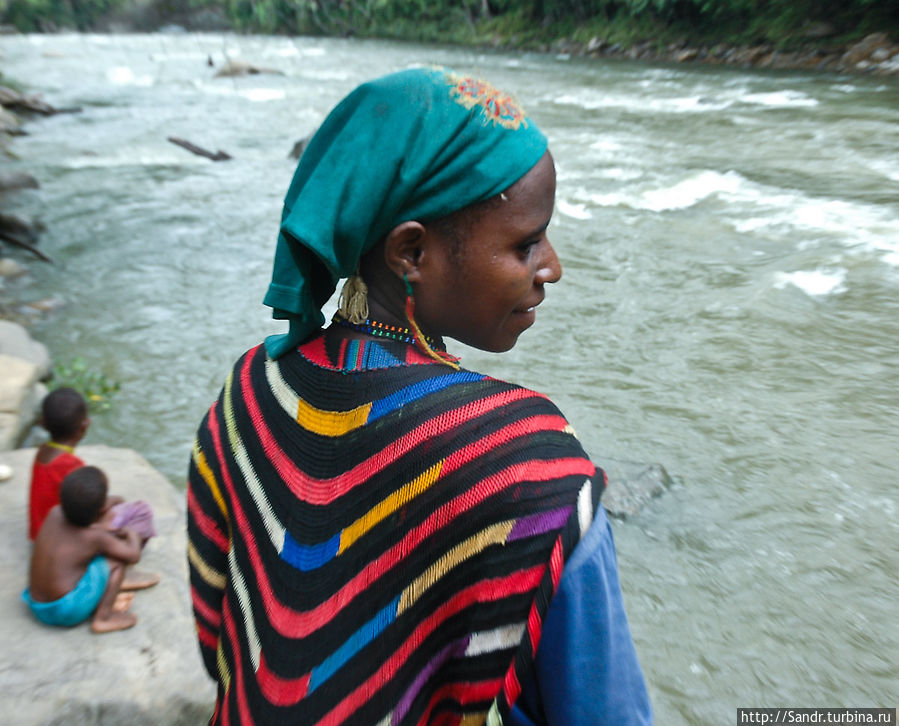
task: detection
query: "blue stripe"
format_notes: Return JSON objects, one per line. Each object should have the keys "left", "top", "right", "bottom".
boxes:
{"left": 369, "top": 372, "right": 484, "bottom": 421}
{"left": 346, "top": 340, "right": 360, "bottom": 370}
{"left": 308, "top": 595, "right": 400, "bottom": 692}
{"left": 363, "top": 342, "right": 403, "bottom": 369}
{"left": 281, "top": 530, "right": 341, "bottom": 571}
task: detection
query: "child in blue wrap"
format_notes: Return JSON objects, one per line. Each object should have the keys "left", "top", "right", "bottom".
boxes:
{"left": 23, "top": 466, "right": 143, "bottom": 633}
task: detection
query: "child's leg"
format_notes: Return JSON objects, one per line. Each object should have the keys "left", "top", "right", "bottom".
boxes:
{"left": 91, "top": 560, "right": 137, "bottom": 634}
{"left": 121, "top": 568, "right": 160, "bottom": 591}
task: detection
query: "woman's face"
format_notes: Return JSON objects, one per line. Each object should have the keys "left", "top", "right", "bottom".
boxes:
{"left": 415, "top": 151, "right": 561, "bottom": 352}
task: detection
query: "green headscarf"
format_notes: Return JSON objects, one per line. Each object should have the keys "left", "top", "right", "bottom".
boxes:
{"left": 263, "top": 67, "right": 548, "bottom": 358}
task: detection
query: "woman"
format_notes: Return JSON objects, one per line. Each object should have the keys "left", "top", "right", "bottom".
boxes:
{"left": 187, "top": 67, "right": 651, "bottom": 726}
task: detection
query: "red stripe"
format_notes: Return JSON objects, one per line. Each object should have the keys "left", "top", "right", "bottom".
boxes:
{"left": 240, "top": 347, "right": 566, "bottom": 505}
{"left": 187, "top": 485, "right": 229, "bottom": 551}
{"left": 502, "top": 660, "right": 523, "bottom": 712}
{"left": 526, "top": 599, "right": 541, "bottom": 653}
{"left": 221, "top": 595, "right": 255, "bottom": 725}
{"left": 549, "top": 536, "right": 565, "bottom": 590}
{"left": 505, "top": 535, "right": 568, "bottom": 712}
{"left": 316, "top": 567, "right": 543, "bottom": 724}
{"left": 197, "top": 621, "right": 218, "bottom": 650}
{"left": 258, "top": 651, "right": 311, "bottom": 706}
{"left": 192, "top": 587, "right": 222, "bottom": 628}
{"left": 417, "top": 677, "right": 503, "bottom": 726}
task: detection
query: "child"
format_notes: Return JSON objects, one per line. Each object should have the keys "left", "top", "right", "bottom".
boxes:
{"left": 29, "top": 387, "right": 158, "bottom": 541}
{"left": 29, "top": 387, "right": 88, "bottom": 540}
{"left": 23, "top": 466, "right": 142, "bottom": 633}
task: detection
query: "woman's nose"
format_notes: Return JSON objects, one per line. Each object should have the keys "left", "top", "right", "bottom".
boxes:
{"left": 536, "top": 238, "right": 562, "bottom": 284}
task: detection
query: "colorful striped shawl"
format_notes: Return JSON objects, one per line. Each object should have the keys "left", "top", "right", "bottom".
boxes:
{"left": 188, "top": 334, "right": 601, "bottom": 725}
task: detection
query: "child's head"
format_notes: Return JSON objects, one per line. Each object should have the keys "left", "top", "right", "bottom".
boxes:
{"left": 41, "top": 387, "right": 88, "bottom": 441}
{"left": 60, "top": 466, "right": 108, "bottom": 527}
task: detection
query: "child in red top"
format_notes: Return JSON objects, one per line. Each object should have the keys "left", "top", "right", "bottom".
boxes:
{"left": 29, "top": 389, "right": 159, "bottom": 590}
{"left": 29, "top": 388, "right": 88, "bottom": 540}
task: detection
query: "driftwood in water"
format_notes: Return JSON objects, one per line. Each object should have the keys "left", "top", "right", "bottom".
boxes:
{"left": 167, "top": 136, "right": 232, "bottom": 162}
{"left": 0, "top": 213, "right": 50, "bottom": 262}
{"left": 213, "top": 59, "right": 284, "bottom": 78}
{"left": 0, "top": 172, "right": 39, "bottom": 193}
{"left": 0, "top": 86, "right": 81, "bottom": 116}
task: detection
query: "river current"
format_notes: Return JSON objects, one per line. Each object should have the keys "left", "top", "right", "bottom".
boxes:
{"left": 2, "top": 32, "right": 897, "bottom": 724}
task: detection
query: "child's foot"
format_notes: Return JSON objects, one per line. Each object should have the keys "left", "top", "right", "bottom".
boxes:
{"left": 113, "top": 592, "right": 135, "bottom": 613}
{"left": 91, "top": 610, "right": 137, "bottom": 634}
{"left": 121, "top": 569, "right": 160, "bottom": 591}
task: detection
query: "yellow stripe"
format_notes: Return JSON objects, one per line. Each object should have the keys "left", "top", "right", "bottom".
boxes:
{"left": 217, "top": 640, "right": 231, "bottom": 691}
{"left": 188, "top": 541, "right": 227, "bottom": 589}
{"left": 339, "top": 461, "right": 443, "bottom": 555}
{"left": 296, "top": 396, "right": 372, "bottom": 436}
{"left": 397, "top": 520, "right": 516, "bottom": 615}
{"left": 192, "top": 441, "right": 228, "bottom": 521}
{"left": 460, "top": 714, "right": 488, "bottom": 726}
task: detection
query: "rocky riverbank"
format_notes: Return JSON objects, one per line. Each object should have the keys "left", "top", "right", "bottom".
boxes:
{"left": 543, "top": 30, "right": 899, "bottom": 75}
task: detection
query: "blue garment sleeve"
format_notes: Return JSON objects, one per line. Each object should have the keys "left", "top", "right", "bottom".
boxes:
{"left": 508, "top": 506, "right": 653, "bottom": 726}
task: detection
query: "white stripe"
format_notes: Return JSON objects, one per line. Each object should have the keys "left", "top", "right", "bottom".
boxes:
{"left": 577, "top": 478, "right": 593, "bottom": 537}
{"left": 223, "top": 371, "right": 286, "bottom": 550}
{"left": 265, "top": 355, "right": 300, "bottom": 420}
{"left": 466, "top": 622, "right": 526, "bottom": 657}
{"left": 229, "top": 547, "right": 262, "bottom": 671}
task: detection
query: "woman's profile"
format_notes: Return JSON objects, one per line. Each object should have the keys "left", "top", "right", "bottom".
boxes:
{"left": 187, "top": 67, "right": 651, "bottom": 725}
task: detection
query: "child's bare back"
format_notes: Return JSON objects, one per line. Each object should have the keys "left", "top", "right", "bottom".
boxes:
{"left": 24, "top": 467, "right": 142, "bottom": 634}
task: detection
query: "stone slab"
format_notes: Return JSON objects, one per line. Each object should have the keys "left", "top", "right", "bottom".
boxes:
{"left": 0, "top": 446, "right": 215, "bottom": 725}
{"left": 0, "top": 321, "right": 52, "bottom": 379}
{"left": 0, "top": 354, "right": 42, "bottom": 451}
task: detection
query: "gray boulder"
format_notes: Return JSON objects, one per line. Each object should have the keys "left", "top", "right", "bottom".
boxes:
{"left": 0, "top": 446, "right": 215, "bottom": 725}
{"left": 602, "top": 459, "right": 672, "bottom": 518}
{"left": 0, "top": 320, "right": 52, "bottom": 378}
{"left": 0, "top": 354, "right": 45, "bottom": 451}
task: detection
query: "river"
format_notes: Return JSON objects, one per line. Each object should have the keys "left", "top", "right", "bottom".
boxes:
{"left": 2, "top": 32, "right": 897, "bottom": 724}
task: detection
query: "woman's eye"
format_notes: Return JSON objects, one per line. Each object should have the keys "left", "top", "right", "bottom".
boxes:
{"left": 518, "top": 239, "right": 539, "bottom": 255}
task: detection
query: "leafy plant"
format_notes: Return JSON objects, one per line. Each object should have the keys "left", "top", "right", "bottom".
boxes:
{"left": 50, "top": 358, "right": 121, "bottom": 412}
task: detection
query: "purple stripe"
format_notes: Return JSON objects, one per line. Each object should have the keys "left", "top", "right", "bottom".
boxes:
{"left": 392, "top": 635, "right": 471, "bottom": 725}
{"left": 507, "top": 507, "right": 572, "bottom": 542}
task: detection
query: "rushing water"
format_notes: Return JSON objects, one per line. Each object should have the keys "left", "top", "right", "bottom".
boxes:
{"left": 2, "top": 32, "right": 897, "bottom": 724}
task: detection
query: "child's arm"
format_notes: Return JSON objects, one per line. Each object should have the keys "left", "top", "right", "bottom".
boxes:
{"left": 96, "top": 526, "right": 142, "bottom": 564}
{"left": 100, "top": 495, "right": 126, "bottom": 514}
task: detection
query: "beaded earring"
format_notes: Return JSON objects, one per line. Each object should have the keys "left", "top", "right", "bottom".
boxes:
{"left": 404, "top": 274, "right": 460, "bottom": 370}
{"left": 337, "top": 272, "right": 369, "bottom": 323}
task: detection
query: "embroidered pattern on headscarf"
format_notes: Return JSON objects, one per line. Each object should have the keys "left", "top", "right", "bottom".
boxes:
{"left": 447, "top": 72, "right": 528, "bottom": 130}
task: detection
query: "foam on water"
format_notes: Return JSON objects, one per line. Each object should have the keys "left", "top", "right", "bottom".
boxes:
{"left": 723, "top": 187, "right": 899, "bottom": 264}
{"left": 551, "top": 90, "right": 732, "bottom": 114}
{"left": 773, "top": 268, "right": 848, "bottom": 296}
{"left": 589, "top": 170, "right": 744, "bottom": 212}
{"left": 106, "top": 66, "right": 153, "bottom": 86}
{"left": 557, "top": 199, "right": 592, "bottom": 220}
{"left": 580, "top": 166, "right": 899, "bottom": 267}
{"left": 239, "top": 88, "right": 286, "bottom": 102}
{"left": 739, "top": 91, "right": 819, "bottom": 108}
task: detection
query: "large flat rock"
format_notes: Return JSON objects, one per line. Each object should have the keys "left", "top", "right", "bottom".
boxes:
{"left": 0, "top": 353, "right": 45, "bottom": 452}
{"left": 0, "top": 446, "right": 215, "bottom": 725}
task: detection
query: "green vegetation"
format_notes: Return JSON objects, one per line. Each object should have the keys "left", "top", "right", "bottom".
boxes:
{"left": 202, "top": 0, "right": 899, "bottom": 49}
{"left": 1, "top": 0, "right": 897, "bottom": 55}
{"left": 1, "top": 0, "right": 130, "bottom": 31}
{"left": 50, "top": 357, "right": 121, "bottom": 412}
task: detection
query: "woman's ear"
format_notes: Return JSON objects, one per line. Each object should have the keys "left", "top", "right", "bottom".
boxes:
{"left": 383, "top": 221, "right": 427, "bottom": 281}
